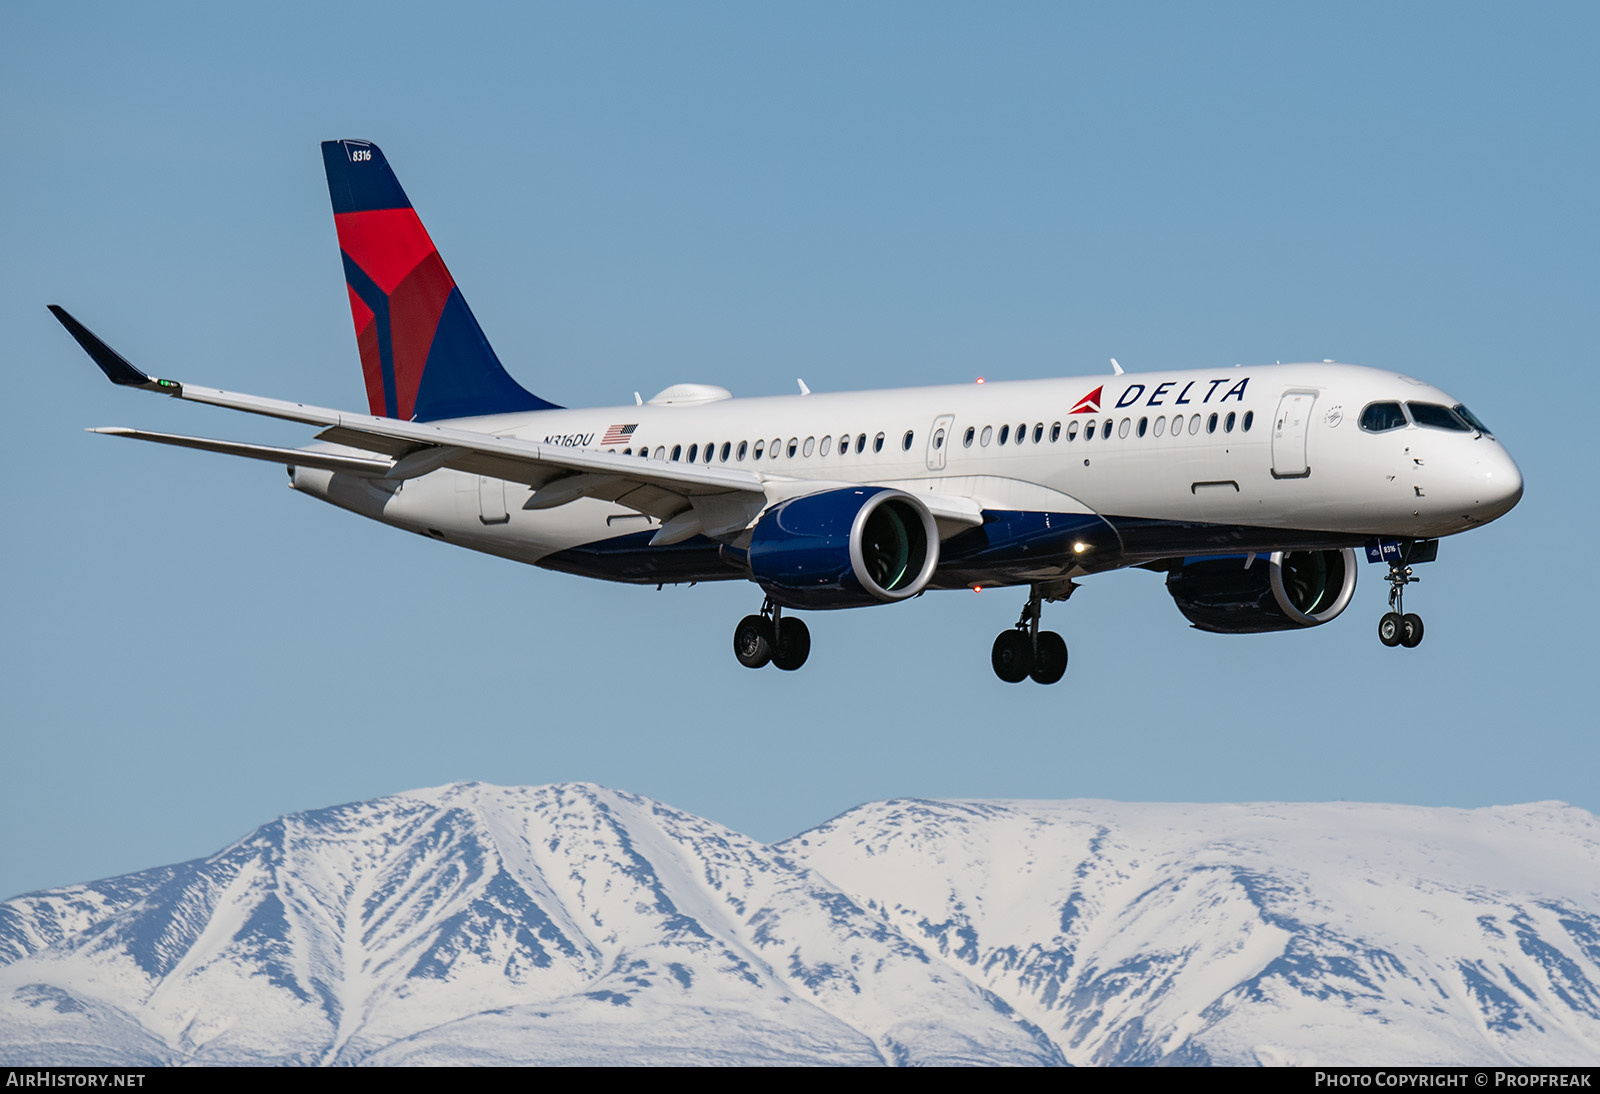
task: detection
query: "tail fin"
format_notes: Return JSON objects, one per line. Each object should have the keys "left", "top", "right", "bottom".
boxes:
{"left": 321, "top": 139, "right": 559, "bottom": 421}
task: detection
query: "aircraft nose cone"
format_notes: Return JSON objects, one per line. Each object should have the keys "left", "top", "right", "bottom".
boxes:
{"left": 1472, "top": 445, "right": 1523, "bottom": 524}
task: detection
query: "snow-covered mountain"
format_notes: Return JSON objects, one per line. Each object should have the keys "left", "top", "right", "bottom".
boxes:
{"left": 2, "top": 784, "right": 1597, "bottom": 1065}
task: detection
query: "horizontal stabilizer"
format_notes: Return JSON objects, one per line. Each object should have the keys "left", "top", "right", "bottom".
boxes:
{"left": 89, "top": 428, "right": 392, "bottom": 476}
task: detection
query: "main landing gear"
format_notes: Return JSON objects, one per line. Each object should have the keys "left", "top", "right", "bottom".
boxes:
{"left": 1377, "top": 558, "right": 1424, "bottom": 649}
{"left": 991, "top": 582, "right": 1074, "bottom": 685}
{"left": 734, "top": 598, "right": 811, "bottom": 671}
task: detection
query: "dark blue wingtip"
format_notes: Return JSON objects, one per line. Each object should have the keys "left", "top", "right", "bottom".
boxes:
{"left": 49, "top": 305, "right": 164, "bottom": 389}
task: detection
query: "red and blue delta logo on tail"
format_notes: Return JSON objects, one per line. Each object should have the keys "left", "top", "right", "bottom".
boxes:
{"left": 322, "top": 140, "right": 559, "bottom": 422}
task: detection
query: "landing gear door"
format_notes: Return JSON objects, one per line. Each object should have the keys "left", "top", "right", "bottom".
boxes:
{"left": 927, "top": 413, "right": 955, "bottom": 472}
{"left": 1271, "top": 391, "right": 1315, "bottom": 479}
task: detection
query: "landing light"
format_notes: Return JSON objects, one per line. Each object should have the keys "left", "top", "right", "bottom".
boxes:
{"left": 1073, "top": 542, "right": 1089, "bottom": 554}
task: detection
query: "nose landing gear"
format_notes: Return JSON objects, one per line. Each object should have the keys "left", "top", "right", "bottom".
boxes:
{"left": 734, "top": 598, "right": 812, "bottom": 671}
{"left": 1378, "top": 559, "right": 1424, "bottom": 649}
{"left": 991, "top": 581, "right": 1074, "bottom": 684}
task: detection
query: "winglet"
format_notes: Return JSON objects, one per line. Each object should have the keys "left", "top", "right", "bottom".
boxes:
{"left": 49, "top": 306, "right": 180, "bottom": 394}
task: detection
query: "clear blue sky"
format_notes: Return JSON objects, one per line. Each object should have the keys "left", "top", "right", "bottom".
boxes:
{"left": 3, "top": 2, "right": 1595, "bottom": 899}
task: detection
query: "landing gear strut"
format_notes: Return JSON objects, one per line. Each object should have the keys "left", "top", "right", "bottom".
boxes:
{"left": 992, "top": 582, "right": 1073, "bottom": 684}
{"left": 734, "top": 598, "right": 811, "bottom": 671}
{"left": 1378, "top": 556, "right": 1424, "bottom": 649}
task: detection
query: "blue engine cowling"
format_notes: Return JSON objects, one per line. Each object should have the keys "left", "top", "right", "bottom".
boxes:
{"left": 1165, "top": 549, "right": 1358, "bottom": 633}
{"left": 746, "top": 488, "right": 940, "bottom": 609}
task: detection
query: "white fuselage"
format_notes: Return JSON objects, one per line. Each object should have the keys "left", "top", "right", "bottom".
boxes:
{"left": 291, "top": 362, "right": 1522, "bottom": 583}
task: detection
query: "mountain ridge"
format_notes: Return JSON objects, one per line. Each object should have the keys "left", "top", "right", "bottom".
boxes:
{"left": 3, "top": 783, "right": 1597, "bottom": 1065}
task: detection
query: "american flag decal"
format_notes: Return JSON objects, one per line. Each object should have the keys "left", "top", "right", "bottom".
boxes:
{"left": 601, "top": 423, "right": 638, "bottom": 446}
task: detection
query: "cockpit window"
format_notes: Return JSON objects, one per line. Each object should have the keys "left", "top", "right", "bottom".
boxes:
{"left": 1359, "top": 402, "right": 1407, "bottom": 432}
{"left": 1407, "top": 402, "right": 1472, "bottom": 432}
{"left": 1453, "top": 404, "right": 1493, "bottom": 436}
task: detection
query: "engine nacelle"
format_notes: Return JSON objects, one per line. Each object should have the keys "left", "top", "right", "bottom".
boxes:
{"left": 747, "top": 488, "right": 940, "bottom": 609}
{"left": 1165, "top": 549, "right": 1358, "bottom": 633}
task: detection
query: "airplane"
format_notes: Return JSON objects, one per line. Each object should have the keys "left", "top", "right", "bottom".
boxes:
{"left": 49, "top": 138, "right": 1524, "bottom": 683}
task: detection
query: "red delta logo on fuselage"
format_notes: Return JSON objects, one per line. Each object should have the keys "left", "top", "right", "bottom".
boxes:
{"left": 1073, "top": 377, "right": 1252, "bottom": 413}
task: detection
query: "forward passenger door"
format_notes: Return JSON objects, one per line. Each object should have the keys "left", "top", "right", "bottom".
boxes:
{"left": 1271, "top": 391, "right": 1316, "bottom": 479}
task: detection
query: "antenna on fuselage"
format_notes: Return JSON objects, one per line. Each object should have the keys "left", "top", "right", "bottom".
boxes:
{"left": 634, "top": 391, "right": 643, "bottom": 406}
{"left": 797, "top": 378, "right": 811, "bottom": 396}
{"left": 1110, "top": 358, "right": 1124, "bottom": 376}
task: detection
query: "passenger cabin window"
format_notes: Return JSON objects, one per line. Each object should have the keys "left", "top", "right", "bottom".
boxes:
{"left": 856, "top": 433, "right": 867, "bottom": 453}
{"left": 873, "top": 432, "right": 885, "bottom": 452}
{"left": 998, "top": 424, "right": 1010, "bottom": 445}
{"left": 1050, "top": 421, "right": 1062, "bottom": 442}
{"left": 671, "top": 444, "right": 682, "bottom": 461}
{"left": 1015, "top": 423, "right": 1025, "bottom": 444}
{"left": 964, "top": 426, "right": 975, "bottom": 447}
{"left": 902, "top": 430, "right": 914, "bottom": 451}
{"left": 1243, "top": 411, "right": 1254, "bottom": 432}
{"left": 980, "top": 425, "right": 993, "bottom": 446}
{"left": 1407, "top": 402, "right": 1472, "bottom": 432}
{"left": 1360, "top": 402, "right": 1408, "bottom": 433}
{"left": 1153, "top": 416, "right": 1165, "bottom": 437}
{"left": 803, "top": 437, "right": 815, "bottom": 457}
{"left": 1067, "top": 420, "right": 1080, "bottom": 441}
{"left": 1085, "top": 421, "right": 1096, "bottom": 440}
{"left": 1137, "top": 417, "right": 1148, "bottom": 437}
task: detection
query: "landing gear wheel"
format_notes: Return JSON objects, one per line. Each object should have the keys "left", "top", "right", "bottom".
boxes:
{"left": 1029, "top": 631, "right": 1068, "bottom": 685}
{"left": 734, "top": 614, "right": 774, "bottom": 668}
{"left": 1381, "top": 550, "right": 1428, "bottom": 650}
{"left": 1378, "top": 612, "right": 1403, "bottom": 647}
{"left": 1400, "top": 613, "right": 1424, "bottom": 648}
{"left": 992, "top": 630, "right": 1033, "bottom": 683}
{"left": 772, "top": 617, "right": 812, "bottom": 671}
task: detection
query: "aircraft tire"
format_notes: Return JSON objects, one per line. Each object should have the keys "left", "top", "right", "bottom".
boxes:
{"left": 734, "top": 615, "right": 774, "bottom": 668}
{"left": 1378, "top": 612, "right": 1403, "bottom": 647}
{"left": 991, "top": 630, "right": 1033, "bottom": 683}
{"left": 1400, "top": 613, "right": 1424, "bottom": 648}
{"left": 1029, "top": 631, "right": 1068, "bottom": 685}
{"left": 772, "top": 617, "right": 812, "bottom": 671}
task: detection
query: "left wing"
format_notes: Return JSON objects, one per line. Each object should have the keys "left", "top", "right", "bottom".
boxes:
{"left": 53, "top": 307, "right": 984, "bottom": 540}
